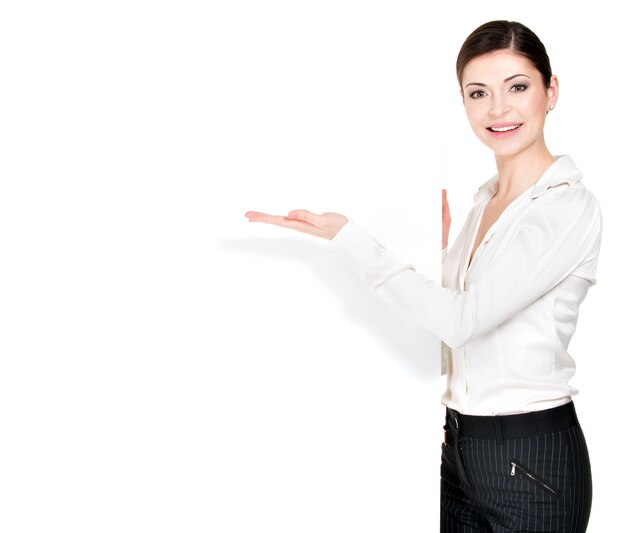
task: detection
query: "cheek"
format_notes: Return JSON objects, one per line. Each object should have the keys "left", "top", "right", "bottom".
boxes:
{"left": 466, "top": 109, "right": 490, "bottom": 136}
{"left": 464, "top": 104, "right": 483, "bottom": 126}
{"left": 518, "top": 92, "right": 548, "bottom": 117}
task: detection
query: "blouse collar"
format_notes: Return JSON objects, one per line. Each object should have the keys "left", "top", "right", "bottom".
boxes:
{"left": 473, "top": 155, "right": 584, "bottom": 204}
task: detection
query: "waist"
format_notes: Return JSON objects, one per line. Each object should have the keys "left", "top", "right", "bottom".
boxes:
{"left": 445, "top": 401, "right": 579, "bottom": 440}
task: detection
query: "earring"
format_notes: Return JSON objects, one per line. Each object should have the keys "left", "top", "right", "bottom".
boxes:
{"left": 548, "top": 105, "right": 555, "bottom": 111}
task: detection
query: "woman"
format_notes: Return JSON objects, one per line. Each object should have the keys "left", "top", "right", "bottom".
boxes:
{"left": 245, "top": 20, "right": 601, "bottom": 532}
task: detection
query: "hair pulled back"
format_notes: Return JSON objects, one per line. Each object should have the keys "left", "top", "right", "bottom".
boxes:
{"left": 456, "top": 20, "right": 552, "bottom": 89}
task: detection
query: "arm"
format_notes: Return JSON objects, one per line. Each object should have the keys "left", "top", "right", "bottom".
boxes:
{"left": 330, "top": 187, "right": 602, "bottom": 349}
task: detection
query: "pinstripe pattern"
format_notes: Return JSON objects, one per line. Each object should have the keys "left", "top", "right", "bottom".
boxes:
{"left": 441, "top": 416, "right": 592, "bottom": 531}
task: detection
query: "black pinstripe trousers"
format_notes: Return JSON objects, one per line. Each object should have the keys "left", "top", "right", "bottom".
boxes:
{"left": 440, "top": 402, "right": 592, "bottom": 532}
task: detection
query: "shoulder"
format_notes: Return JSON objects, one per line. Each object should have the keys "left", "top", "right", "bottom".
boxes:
{"left": 533, "top": 154, "right": 602, "bottom": 214}
{"left": 522, "top": 181, "right": 602, "bottom": 242}
{"left": 530, "top": 181, "right": 601, "bottom": 219}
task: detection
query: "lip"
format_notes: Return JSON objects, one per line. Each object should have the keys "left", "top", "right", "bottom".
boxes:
{"left": 486, "top": 122, "right": 523, "bottom": 138}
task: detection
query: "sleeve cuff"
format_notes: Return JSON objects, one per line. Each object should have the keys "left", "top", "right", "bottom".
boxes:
{"left": 329, "top": 219, "right": 414, "bottom": 288}
{"left": 329, "top": 219, "right": 375, "bottom": 263}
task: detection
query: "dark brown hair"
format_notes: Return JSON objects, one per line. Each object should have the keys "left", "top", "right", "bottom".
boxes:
{"left": 456, "top": 20, "right": 552, "bottom": 89}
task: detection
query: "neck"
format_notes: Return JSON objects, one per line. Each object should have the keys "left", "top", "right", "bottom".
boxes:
{"left": 492, "top": 138, "right": 556, "bottom": 201}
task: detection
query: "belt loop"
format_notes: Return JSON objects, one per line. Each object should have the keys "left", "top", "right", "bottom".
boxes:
{"left": 494, "top": 416, "right": 503, "bottom": 444}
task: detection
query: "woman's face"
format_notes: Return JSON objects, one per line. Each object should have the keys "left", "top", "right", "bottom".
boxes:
{"left": 460, "top": 50, "right": 558, "bottom": 158}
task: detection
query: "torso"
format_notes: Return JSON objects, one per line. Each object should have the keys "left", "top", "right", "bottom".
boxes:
{"left": 440, "top": 155, "right": 602, "bottom": 415}
{"left": 467, "top": 197, "right": 510, "bottom": 269}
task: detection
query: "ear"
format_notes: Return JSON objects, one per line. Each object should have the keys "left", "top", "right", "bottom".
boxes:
{"left": 547, "top": 74, "right": 559, "bottom": 109}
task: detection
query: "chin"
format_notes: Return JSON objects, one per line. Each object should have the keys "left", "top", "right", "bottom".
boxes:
{"left": 479, "top": 137, "right": 532, "bottom": 158}
{"left": 489, "top": 145, "right": 527, "bottom": 158}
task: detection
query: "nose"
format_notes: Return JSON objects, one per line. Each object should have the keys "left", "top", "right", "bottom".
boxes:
{"left": 488, "top": 92, "right": 511, "bottom": 117}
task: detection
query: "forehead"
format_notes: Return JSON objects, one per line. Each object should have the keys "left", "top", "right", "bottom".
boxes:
{"left": 461, "top": 50, "right": 538, "bottom": 85}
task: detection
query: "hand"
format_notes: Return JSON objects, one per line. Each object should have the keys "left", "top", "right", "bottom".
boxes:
{"left": 442, "top": 189, "right": 451, "bottom": 249}
{"left": 245, "top": 209, "right": 349, "bottom": 240}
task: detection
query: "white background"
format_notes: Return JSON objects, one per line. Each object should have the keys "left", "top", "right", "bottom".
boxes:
{"left": 0, "top": 1, "right": 622, "bottom": 532}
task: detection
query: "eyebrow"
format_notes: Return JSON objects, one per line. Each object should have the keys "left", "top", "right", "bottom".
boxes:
{"left": 464, "top": 74, "right": 530, "bottom": 89}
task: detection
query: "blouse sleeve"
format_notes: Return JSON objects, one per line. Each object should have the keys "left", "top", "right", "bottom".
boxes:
{"left": 329, "top": 187, "right": 602, "bottom": 350}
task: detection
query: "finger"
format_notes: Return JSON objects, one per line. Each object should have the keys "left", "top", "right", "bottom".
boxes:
{"left": 245, "top": 210, "right": 326, "bottom": 237}
{"left": 245, "top": 211, "right": 294, "bottom": 222}
{"left": 245, "top": 211, "right": 298, "bottom": 225}
{"left": 245, "top": 210, "right": 274, "bottom": 222}
{"left": 286, "top": 209, "right": 326, "bottom": 229}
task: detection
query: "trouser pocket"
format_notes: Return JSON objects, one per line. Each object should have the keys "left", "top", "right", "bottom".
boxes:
{"left": 510, "top": 459, "right": 561, "bottom": 497}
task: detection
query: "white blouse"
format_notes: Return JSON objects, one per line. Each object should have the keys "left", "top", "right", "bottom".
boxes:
{"left": 329, "top": 155, "right": 603, "bottom": 415}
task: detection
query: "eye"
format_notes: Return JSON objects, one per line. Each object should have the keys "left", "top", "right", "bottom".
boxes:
{"left": 469, "top": 90, "right": 487, "bottom": 99}
{"left": 511, "top": 84, "right": 528, "bottom": 93}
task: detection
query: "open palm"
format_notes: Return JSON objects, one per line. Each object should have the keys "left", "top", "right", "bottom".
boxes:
{"left": 245, "top": 209, "right": 349, "bottom": 240}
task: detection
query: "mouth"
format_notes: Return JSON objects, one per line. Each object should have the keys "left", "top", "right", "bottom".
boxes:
{"left": 486, "top": 122, "right": 523, "bottom": 138}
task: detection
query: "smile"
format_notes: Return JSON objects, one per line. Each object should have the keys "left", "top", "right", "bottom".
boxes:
{"left": 486, "top": 123, "right": 523, "bottom": 138}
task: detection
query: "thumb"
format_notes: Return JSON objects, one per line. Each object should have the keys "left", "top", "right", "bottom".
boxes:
{"left": 287, "top": 209, "right": 325, "bottom": 228}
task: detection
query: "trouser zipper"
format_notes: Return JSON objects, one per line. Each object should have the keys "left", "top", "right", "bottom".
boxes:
{"left": 510, "top": 460, "right": 560, "bottom": 497}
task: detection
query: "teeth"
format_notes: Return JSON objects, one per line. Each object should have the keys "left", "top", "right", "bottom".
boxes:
{"left": 490, "top": 124, "right": 521, "bottom": 132}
